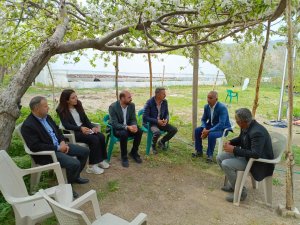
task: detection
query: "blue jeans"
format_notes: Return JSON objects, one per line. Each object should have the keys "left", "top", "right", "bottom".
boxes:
{"left": 194, "top": 127, "right": 223, "bottom": 157}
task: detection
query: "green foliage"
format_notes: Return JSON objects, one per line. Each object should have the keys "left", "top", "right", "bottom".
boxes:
{"left": 272, "top": 177, "right": 283, "bottom": 186}
{"left": 107, "top": 180, "right": 120, "bottom": 192}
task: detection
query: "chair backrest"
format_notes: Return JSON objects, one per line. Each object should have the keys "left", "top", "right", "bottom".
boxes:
{"left": 226, "top": 89, "right": 233, "bottom": 94}
{"left": 39, "top": 190, "right": 91, "bottom": 225}
{"left": 103, "top": 114, "right": 110, "bottom": 125}
{"left": 15, "top": 122, "right": 35, "bottom": 155}
{"left": 270, "top": 131, "right": 287, "bottom": 161}
{"left": 0, "top": 150, "right": 29, "bottom": 201}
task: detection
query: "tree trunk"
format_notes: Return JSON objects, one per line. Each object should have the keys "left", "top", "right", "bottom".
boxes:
{"left": 252, "top": 20, "right": 271, "bottom": 117}
{"left": 192, "top": 34, "right": 199, "bottom": 141}
{"left": 115, "top": 53, "right": 119, "bottom": 100}
{"left": 0, "top": 15, "right": 69, "bottom": 150}
{"left": 285, "top": 0, "right": 294, "bottom": 211}
{"left": 147, "top": 53, "right": 153, "bottom": 97}
{"left": 0, "top": 66, "right": 7, "bottom": 84}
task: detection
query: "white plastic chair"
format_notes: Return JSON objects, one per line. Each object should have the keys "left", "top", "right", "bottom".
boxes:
{"left": 233, "top": 131, "right": 287, "bottom": 206}
{"left": 217, "top": 119, "right": 235, "bottom": 155}
{"left": 15, "top": 123, "right": 68, "bottom": 192}
{"left": 39, "top": 189, "right": 147, "bottom": 225}
{"left": 0, "top": 150, "right": 73, "bottom": 225}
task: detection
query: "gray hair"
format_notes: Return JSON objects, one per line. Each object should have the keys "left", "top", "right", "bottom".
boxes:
{"left": 155, "top": 87, "right": 166, "bottom": 95}
{"left": 235, "top": 108, "right": 253, "bottom": 123}
{"left": 29, "top": 96, "right": 46, "bottom": 110}
{"left": 208, "top": 90, "right": 218, "bottom": 98}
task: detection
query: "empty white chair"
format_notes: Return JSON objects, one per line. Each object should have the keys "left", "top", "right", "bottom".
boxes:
{"left": 15, "top": 122, "right": 66, "bottom": 192}
{"left": 233, "top": 131, "right": 287, "bottom": 206}
{"left": 39, "top": 189, "right": 147, "bottom": 225}
{"left": 0, "top": 150, "right": 72, "bottom": 225}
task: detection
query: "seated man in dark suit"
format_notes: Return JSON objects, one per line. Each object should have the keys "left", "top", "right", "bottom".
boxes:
{"left": 143, "top": 87, "right": 178, "bottom": 154}
{"left": 217, "top": 108, "right": 274, "bottom": 202}
{"left": 193, "top": 91, "right": 232, "bottom": 163}
{"left": 21, "top": 96, "right": 90, "bottom": 186}
{"left": 109, "top": 90, "right": 143, "bottom": 167}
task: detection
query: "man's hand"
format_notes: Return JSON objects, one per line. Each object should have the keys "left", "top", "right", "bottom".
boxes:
{"left": 127, "top": 125, "right": 138, "bottom": 133}
{"left": 81, "top": 126, "right": 91, "bottom": 135}
{"left": 201, "top": 128, "right": 209, "bottom": 139}
{"left": 223, "top": 141, "right": 234, "bottom": 153}
{"left": 158, "top": 119, "right": 167, "bottom": 126}
{"left": 60, "top": 141, "right": 69, "bottom": 154}
{"left": 92, "top": 126, "right": 99, "bottom": 134}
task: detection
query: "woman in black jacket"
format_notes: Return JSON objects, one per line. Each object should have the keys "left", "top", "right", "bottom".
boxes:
{"left": 57, "top": 89, "right": 108, "bottom": 174}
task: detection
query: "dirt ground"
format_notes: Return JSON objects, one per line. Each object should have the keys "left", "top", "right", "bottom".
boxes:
{"left": 73, "top": 157, "right": 300, "bottom": 225}
{"left": 21, "top": 90, "right": 300, "bottom": 225}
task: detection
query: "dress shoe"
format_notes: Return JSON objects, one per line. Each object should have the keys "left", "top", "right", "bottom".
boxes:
{"left": 221, "top": 185, "right": 234, "bottom": 193}
{"left": 206, "top": 156, "right": 213, "bottom": 163}
{"left": 72, "top": 191, "right": 79, "bottom": 199}
{"left": 226, "top": 189, "right": 247, "bottom": 202}
{"left": 74, "top": 177, "right": 89, "bottom": 184}
{"left": 192, "top": 151, "right": 203, "bottom": 158}
{"left": 129, "top": 152, "right": 143, "bottom": 163}
{"left": 122, "top": 159, "right": 129, "bottom": 168}
{"left": 158, "top": 140, "right": 167, "bottom": 150}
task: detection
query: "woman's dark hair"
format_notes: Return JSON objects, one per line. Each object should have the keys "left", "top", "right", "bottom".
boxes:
{"left": 56, "top": 89, "right": 84, "bottom": 118}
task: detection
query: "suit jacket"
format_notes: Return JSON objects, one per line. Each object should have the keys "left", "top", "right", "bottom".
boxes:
{"left": 108, "top": 101, "right": 137, "bottom": 130}
{"left": 230, "top": 120, "right": 274, "bottom": 181}
{"left": 57, "top": 108, "right": 94, "bottom": 135}
{"left": 21, "top": 113, "right": 65, "bottom": 164}
{"left": 143, "top": 97, "right": 169, "bottom": 126}
{"left": 200, "top": 102, "right": 232, "bottom": 132}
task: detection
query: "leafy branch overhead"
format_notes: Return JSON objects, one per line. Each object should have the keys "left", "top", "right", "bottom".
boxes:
{"left": 1, "top": 0, "right": 288, "bottom": 66}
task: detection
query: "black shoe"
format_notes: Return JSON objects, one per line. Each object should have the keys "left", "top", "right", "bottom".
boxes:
{"left": 129, "top": 152, "right": 143, "bottom": 164}
{"left": 72, "top": 191, "right": 79, "bottom": 199}
{"left": 158, "top": 140, "right": 167, "bottom": 150}
{"left": 206, "top": 156, "right": 213, "bottom": 164}
{"left": 152, "top": 145, "right": 158, "bottom": 154}
{"left": 192, "top": 151, "right": 203, "bottom": 158}
{"left": 122, "top": 159, "right": 129, "bottom": 168}
{"left": 221, "top": 185, "right": 234, "bottom": 193}
{"left": 74, "top": 177, "right": 89, "bottom": 184}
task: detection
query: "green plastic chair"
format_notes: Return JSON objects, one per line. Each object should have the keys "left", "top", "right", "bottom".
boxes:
{"left": 225, "top": 89, "right": 238, "bottom": 103}
{"left": 138, "top": 109, "right": 168, "bottom": 155}
{"left": 103, "top": 114, "right": 134, "bottom": 162}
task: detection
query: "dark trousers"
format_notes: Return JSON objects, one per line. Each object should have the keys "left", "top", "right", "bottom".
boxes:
{"left": 151, "top": 123, "right": 178, "bottom": 145}
{"left": 55, "top": 143, "right": 89, "bottom": 184}
{"left": 114, "top": 128, "right": 143, "bottom": 160}
{"left": 194, "top": 127, "right": 223, "bottom": 157}
{"left": 75, "top": 132, "right": 107, "bottom": 164}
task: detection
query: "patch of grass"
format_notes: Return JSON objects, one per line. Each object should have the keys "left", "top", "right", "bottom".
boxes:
{"left": 292, "top": 145, "right": 300, "bottom": 166}
{"left": 272, "top": 177, "right": 283, "bottom": 186}
{"left": 107, "top": 180, "right": 120, "bottom": 192}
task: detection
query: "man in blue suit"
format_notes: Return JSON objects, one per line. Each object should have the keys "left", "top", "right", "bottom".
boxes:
{"left": 193, "top": 91, "right": 232, "bottom": 163}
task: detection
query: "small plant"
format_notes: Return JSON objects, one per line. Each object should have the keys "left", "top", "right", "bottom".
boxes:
{"left": 272, "top": 177, "right": 282, "bottom": 186}
{"left": 107, "top": 180, "right": 120, "bottom": 192}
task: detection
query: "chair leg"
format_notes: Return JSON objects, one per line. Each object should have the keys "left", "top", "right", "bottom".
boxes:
{"left": 107, "top": 139, "right": 115, "bottom": 162}
{"left": 251, "top": 176, "right": 258, "bottom": 189}
{"left": 233, "top": 171, "right": 245, "bottom": 206}
{"left": 146, "top": 132, "right": 152, "bottom": 155}
{"left": 30, "top": 171, "right": 41, "bottom": 193}
{"left": 216, "top": 138, "right": 222, "bottom": 155}
{"left": 263, "top": 176, "right": 273, "bottom": 206}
